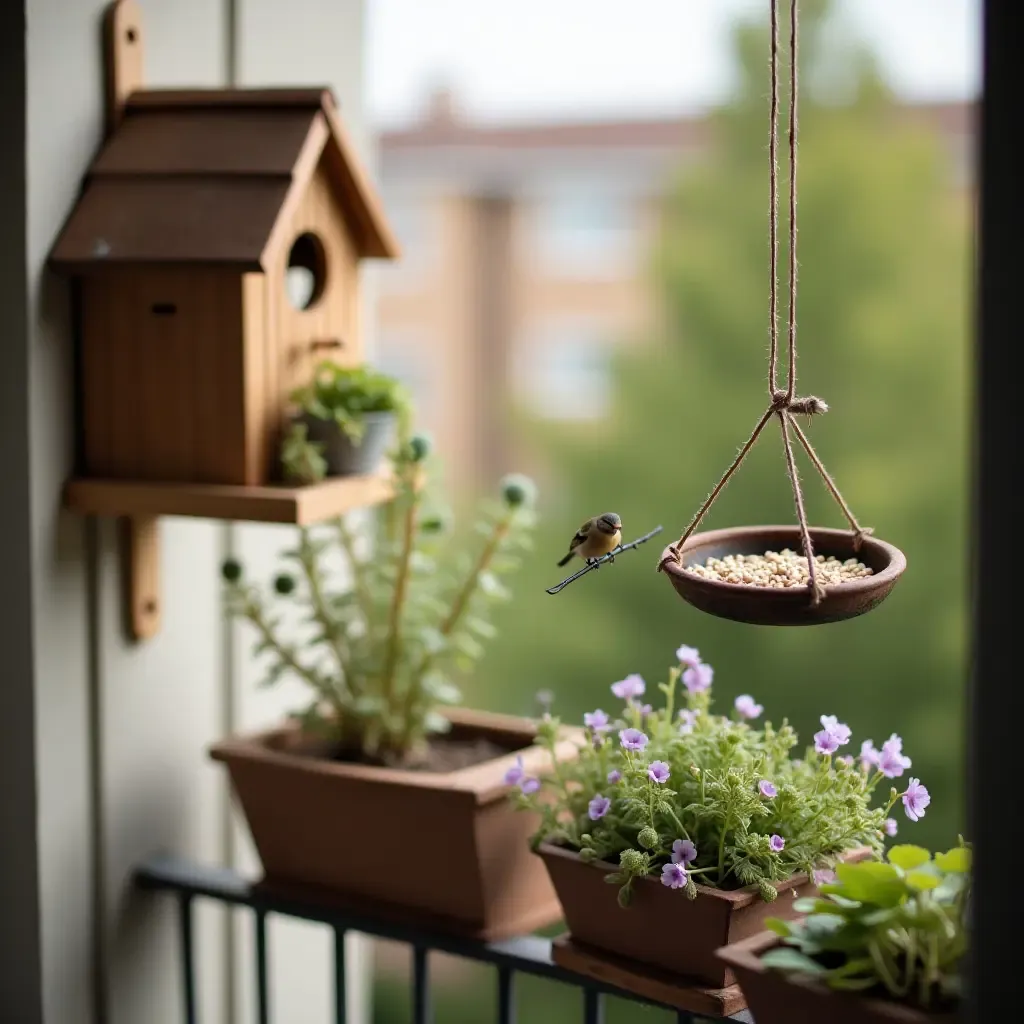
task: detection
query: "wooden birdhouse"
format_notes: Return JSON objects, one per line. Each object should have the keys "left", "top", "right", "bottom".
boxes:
{"left": 50, "top": 87, "right": 399, "bottom": 490}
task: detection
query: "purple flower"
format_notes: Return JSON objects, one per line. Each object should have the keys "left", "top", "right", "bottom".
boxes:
{"left": 814, "top": 714, "right": 851, "bottom": 755}
{"left": 661, "top": 862, "right": 688, "bottom": 889}
{"left": 819, "top": 715, "right": 852, "bottom": 746}
{"left": 647, "top": 760, "right": 671, "bottom": 784}
{"left": 813, "top": 868, "right": 837, "bottom": 886}
{"left": 520, "top": 777, "right": 541, "bottom": 795}
{"left": 734, "top": 694, "right": 763, "bottom": 720}
{"left": 884, "top": 818, "right": 898, "bottom": 837}
{"left": 878, "top": 734, "right": 912, "bottom": 779}
{"left": 770, "top": 834, "right": 785, "bottom": 853}
{"left": 503, "top": 755, "right": 525, "bottom": 787}
{"left": 678, "top": 709, "right": 699, "bottom": 734}
{"left": 611, "top": 674, "right": 645, "bottom": 701}
{"left": 813, "top": 729, "right": 841, "bottom": 756}
{"left": 630, "top": 701, "right": 653, "bottom": 716}
{"left": 619, "top": 728, "right": 649, "bottom": 752}
{"left": 676, "top": 644, "right": 702, "bottom": 669}
{"left": 860, "top": 739, "right": 880, "bottom": 768}
{"left": 588, "top": 794, "right": 612, "bottom": 821}
{"left": 607, "top": 769, "right": 622, "bottom": 784}
{"left": 683, "top": 662, "right": 714, "bottom": 694}
{"left": 758, "top": 779, "right": 778, "bottom": 798}
{"left": 902, "top": 778, "right": 930, "bottom": 822}
{"left": 837, "top": 755, "right": 855, "bottom": 767}
{"left": 584, "top": 709, "right": 611, "bottom": 734}
{"left": 672, "top": 839, "right": 697, "bottom": 865}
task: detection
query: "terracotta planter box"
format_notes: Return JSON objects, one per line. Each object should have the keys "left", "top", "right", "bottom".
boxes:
{"left": 212, "top": 707, "right": 577, "bottom": 939}
{"left": 538, "top": 842, "right": 870, "bottom": 988}
{"left": 717, "top": 931, "right": 958, "bottom": 1023}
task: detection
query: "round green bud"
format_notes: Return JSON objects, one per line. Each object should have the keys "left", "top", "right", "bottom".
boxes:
{"left": 689, "top": 764, "right": 701, "bottom": 779}
{"left": 420, "top": 511, "right": 449, "bottom": 534}
{"left": 619, "top": 849, "right": 647, "bottom": 874}
{"left": 758, "top": 880, "right": 779, "bottom": 903}
{"left": 499, "top": 472, "right": 537, "bottom": 508}
{"left": 637, "top": 826, "right": 659, "bottom": 850}
{"left": 221, "top": 558, "right": 243, "bottom": 583}
{"left": 273, "top": 573, "right": 296, "bottom": 596}
{"left": 407, "top": 433, "right": 431, "bottom": 463}
{"left": 579, "top": 847, "right": 596, "bottom": 863}
{"left": 684, "top": 876, "right": 698, "bottom": 900}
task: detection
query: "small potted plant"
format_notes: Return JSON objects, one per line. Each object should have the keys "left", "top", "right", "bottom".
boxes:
{"left": 212, "top": 435, "right": 578, "bottom": 938}
{"left": 282, "top": 361, "right": 409, "bottom": 481}
{"left": 512, "top": 644, "right": 930, "bottom": 987}
{"left": 716, "top": 842, "right": 969, "bottom": 1023}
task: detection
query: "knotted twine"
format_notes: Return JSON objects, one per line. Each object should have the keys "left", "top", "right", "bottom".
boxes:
{"left": 658, "top": 0, "right": 872, "bottom": 604}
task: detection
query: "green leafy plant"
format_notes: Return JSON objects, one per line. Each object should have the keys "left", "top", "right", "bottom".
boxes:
{"left": 222, "top": 432, "right": 537, "bottom": 761}
{"left": 281, "top": 420, "right": 328, "bottom": 485}
{"left": 291, "top": 361, "right": 411, "bottom": 444}
{"left": 511, "top": 644, "right": 930, "bottom": 906}
{"left": 762, "top": 841, "right": 970, "bottom": 1011}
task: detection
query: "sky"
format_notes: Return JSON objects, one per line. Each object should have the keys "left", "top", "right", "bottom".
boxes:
{"left": 366, "top": 0, "right": 980, "bottom": 126}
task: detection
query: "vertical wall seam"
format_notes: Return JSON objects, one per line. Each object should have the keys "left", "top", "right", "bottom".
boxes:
{"left": 223, "top": 8, "right": 241, "bottom": 1024}
{"left": 85, "top": 514, "right": 107, "bottom": 1024}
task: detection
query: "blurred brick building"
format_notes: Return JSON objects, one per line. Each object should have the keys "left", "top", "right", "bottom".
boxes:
{"left": 373, "top": 88, "right": 973, "bottom": 496}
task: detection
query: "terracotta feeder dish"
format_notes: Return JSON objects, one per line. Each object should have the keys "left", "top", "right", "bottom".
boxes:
{"left": 656, "top": 6, "right": 906, "bottom": 629}
{"left": 660, "top": 525, "right": 906, "bottom": 627}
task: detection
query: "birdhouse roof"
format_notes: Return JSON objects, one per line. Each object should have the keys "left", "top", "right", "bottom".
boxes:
{"left": 49, "top": 88, "right": 400, "bottom": 272}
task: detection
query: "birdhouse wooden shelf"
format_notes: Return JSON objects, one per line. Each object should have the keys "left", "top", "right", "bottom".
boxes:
{"left": 52, "top": 0, "right": 401, "bottom": 641}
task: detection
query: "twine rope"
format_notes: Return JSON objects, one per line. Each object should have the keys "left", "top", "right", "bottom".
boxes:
{"left": 660, "top": 0, "right": 871, "bottom": 602}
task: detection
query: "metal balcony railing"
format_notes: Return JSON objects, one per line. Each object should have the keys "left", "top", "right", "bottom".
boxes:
{"left": 136, "top": 856, "right": 755, "bottom": 1024}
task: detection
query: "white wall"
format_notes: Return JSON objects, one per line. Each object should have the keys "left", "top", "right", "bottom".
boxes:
{"left": 1, "top": 2, "right": 375, "bottom": 1021}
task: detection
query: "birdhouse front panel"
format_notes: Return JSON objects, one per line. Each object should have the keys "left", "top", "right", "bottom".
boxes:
{"left": 79, "top": 267, "right": 265, "bottom": 485}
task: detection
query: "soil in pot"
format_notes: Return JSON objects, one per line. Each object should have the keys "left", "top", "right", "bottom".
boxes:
{"left": 717, "top": 931, "right": 958, "bottom": 1024}
{"left": 282, "top": 721, "right": 518, "bottom": 773}
{"left": 297, "top": 409, "right": 395, "bottom": 476}
{"left": 213, "top": 708, "right": 577, "bottom": 940}
{"left": 538, "top": 842, "right": 871, "bottom": 989}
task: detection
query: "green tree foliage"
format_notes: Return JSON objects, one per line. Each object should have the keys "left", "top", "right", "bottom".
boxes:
{"left": 473, "top": 2, "right": 969, "bottom": 852}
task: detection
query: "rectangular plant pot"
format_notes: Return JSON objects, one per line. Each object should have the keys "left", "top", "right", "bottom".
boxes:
{"left": 537, "top": 842, "right": 870, "bottom": 988}
{"left": 716, "top": 931, "right": 958, "bottom": 1024}
{"left": 212, "top": 707, "right": 577, "bottom": 939}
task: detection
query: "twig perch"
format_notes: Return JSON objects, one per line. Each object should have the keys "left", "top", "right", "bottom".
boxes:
{"left": 546, "top": 525, "right": 664, "bottom": 595}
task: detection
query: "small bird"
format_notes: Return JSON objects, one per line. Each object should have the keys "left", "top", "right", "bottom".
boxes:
{"left": 557, "top": 513, "right": 623, "bottom": 567}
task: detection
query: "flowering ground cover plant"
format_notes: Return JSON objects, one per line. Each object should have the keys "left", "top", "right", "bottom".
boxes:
{"left": 512, "top": 643, "right": 930, "bottom": 906}
{"left": 761, "top": 842, "right": 970, "bottom": 1010}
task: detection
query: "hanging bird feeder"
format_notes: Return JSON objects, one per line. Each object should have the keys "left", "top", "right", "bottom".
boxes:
{"left": 657, "top": 0, "right": 907, "bottom": 626}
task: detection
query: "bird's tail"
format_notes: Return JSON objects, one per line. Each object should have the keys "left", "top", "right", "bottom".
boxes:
{"left": 557, "top": 552, "right": 574, "bottom": 568}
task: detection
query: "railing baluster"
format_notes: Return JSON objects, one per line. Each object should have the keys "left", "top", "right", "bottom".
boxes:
{"left": 582, "top": 988, "right": 604, "bottom": 1024}
{"left": 254, "top": 909, "right": 269, "bottom": 1024}
{"left": 496, "top": 965, "right": 516, "bottom": 1024}
{"left": 178, "top": 893, "right": 197, "bottom": 1024}
{"left": 142, "top": 858, "right": 744, "bottom": 1024}
{"left": 333, "top": 926, "right": 347, "bottom": 1024}
{"left": 412, "top": 945, "right": 432, "bottom": 1024}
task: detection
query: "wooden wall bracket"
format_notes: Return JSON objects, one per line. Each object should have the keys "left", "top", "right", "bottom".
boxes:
{"left": 108, "top": 0, "right": 156, "bottom": 643}
{"left": 121, "top": 516, "right": 162, "bottom": 640}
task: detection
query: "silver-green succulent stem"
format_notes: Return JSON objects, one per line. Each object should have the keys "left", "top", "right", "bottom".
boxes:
{"left": 440, "top": 511, "right": 513, "bottom": 637}
{"left": 405, "top": 508, "right": 515, "bottom": 733}
{"left": 333, "top": 514, "right": 373, "bottom": 632}
{"left": 297, "top": 527, "right": 349, "bottom": 692}
{"left": 379, "top": 465, "right": 420, "bottom": 713}
{"left": 241, "top": 593, "right": 346, "bottom": 720}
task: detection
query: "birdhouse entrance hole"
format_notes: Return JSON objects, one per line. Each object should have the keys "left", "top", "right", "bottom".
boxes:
{"left": 285, "top": 232, "right": 328, "bottom": 311}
